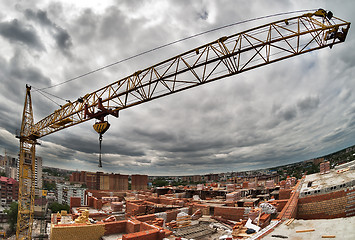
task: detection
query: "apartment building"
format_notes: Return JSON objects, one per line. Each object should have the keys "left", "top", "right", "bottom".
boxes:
{"left": 0, "top": 176, "right": 19, "bottom": 206}
{"left": 70, "top": 171, "right": 129, "bottom": 191}
{"left": 57, "top": 183, "right": 86, "bottom": 206}
{"left": 131, "top": 174, "right": 148, "bottom": 190}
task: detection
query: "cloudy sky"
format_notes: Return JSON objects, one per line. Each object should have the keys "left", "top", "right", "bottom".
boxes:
{"left": 0, "top": 0, "right": 354, "bottom": 176}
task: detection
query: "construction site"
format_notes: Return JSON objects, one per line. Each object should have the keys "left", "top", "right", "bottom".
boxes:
{"left": 42, "top": 159, "right": 355, "bottom": 240}
{"left": 11, "top": 7, "right": 354, "bottom": 240}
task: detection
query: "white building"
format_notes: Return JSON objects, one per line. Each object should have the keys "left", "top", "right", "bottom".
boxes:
{"left": 35, "top": 156, "right": 43, "bottom": 190}
{"left": 57, "top": 183, "right": 86, "bottom": 206}
{"left": 17, "top": 154, "right": 43, "bottom": 192}
{"left": 0, "top": 154, "right": 18, "bottom": 180}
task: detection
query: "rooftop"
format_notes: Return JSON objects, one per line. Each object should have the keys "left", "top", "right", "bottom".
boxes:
{"left": 300, "top": 161, "right": 355, "bottom": 195}
{"left": 263, "top": 215, "right": 355, "bottom": 240}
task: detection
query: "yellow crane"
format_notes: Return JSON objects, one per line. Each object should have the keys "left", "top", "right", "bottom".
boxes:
{"left": 16, "top": 9, "right": 350, "bottom": 239}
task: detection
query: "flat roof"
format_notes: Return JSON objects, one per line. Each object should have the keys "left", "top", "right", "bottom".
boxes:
{"left": 262, "top": 216, "right": 355, "bottom": 240}
{"left": 300, "top": 167, "right": 355, "bottom": 193}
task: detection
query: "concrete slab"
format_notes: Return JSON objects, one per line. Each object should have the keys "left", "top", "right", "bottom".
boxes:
{"left": 102, "top": 233, "right": 125, "bottom": 240}
{"left": 300, "top": 167, "right": 355, "bottom": 197}
{"left": 262, "top": 216, "right": 355, "bottom": 240}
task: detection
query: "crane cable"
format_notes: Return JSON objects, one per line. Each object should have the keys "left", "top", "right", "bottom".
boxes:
{"left": 32, "top": 86, "right": 71, "bottom": 107}
{"left": 35, "top": 9, "right": 317, "bottom": 92}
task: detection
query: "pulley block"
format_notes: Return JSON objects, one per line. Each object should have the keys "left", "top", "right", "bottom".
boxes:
{"left": 93, "top": 121, "right": 110, "bottom": 135}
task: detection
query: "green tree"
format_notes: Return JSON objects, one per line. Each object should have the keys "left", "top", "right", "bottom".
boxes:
{"left": 43, "top": 181, "right": 56, "bottom": 191}
{"left": 5, "top": 202, "right": 18, "bottom": 234}
{"left": 49, "top": 202, "right": 70, "bottom": 213}
{"left": 152, "top": 179, "right": 168, "bottom": 187}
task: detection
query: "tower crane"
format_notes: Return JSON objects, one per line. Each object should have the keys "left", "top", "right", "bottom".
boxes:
{"left": 16, "top": 9, "right": 350, "bottom": 239}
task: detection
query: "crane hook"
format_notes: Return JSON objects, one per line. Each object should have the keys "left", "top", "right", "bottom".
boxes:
{"left": 93, "top": 121, "right": 110, "bottom": 167}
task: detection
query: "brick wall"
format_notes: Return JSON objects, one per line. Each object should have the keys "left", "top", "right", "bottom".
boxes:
{"left": 86, "top": 189, "right": 126, "bottom": 199}
{"left": 277, "top": 185, "right": 299, "bottom": 220}
{"left": 279, "top": 189, "right": 292, "bottom": 200}
{"left": 88, "top": 196, "right": 102, "bottom": 209}
{"left": 159, "top": 197, "right": 175, "bottom": 205}
{"left": 122, "top": 229, "right": 160, "bottom": 240}
{"left": 146, "top": 197, "right": 160, "bottom": 204}
{"left": 139, "top": 222, "right": 157, "bottom": 231}
{"left": 269, "top": 199, "right": 288, "bottom": 212}
{"left": 191, "top": 204, "right": 210, "bottom": 215}
{"left": 91, "top": 197, "right": 103, "bottom": 210}
{"left": 126, "top": 201, "right": 146, "bottom": 215}
{"left": 298, "top": 189, "right": 350, "bottom": 219}
{"left": 70, "top": 197, "right": 82, "bottom": 209}
{"left": 214, "top": 207, "right": 248, "bottom": 221}
{"left": 136, "top": 214, "right": 157, "bottom": 222}
{"left": 51, "top": 216, "right": 171, "bottom": 240}
{"left": 50, "top": 223, "right": 105, "bottom": 240}
{"left": 104, "top": 221, "right": 126, "bottom": 235}
{"left": 126, "top": 220, "right": 141, "bottom": 233}
{"left": 166, "top": 210, "right": 179, "bottom": 222}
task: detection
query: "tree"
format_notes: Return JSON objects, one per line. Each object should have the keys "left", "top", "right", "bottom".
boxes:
{"left": 152, "top": 179, "right": 168, "bottom": 187}
{"left": 49, "top": 202, "right": 70, "bottom": 213}
{"left": 43, "top": 181, "right": 56, "bottom": 191}
{"left": 5, "top": 202, "right": 18, "bottom": 234}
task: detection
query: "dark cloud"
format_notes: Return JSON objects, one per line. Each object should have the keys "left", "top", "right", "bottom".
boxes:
{"left": 45, "top": 131, "right": 146, "bottom": 157}
{"left": 71, "top": 9, "right": 98, "bottom": 43}
{"left": 24, "top": 9, "right": 52, "bottom": 26}
{"left": 198, "top": 10, "right": 208, "bottom": 20}
{"left": 136, "top": 159, "right": 151, "bottom": 164}
{"left": 98, "top": 6, "right": 132, "bottom": 44}
{"left": 0, "top": 51, "right": 51, "bottom": 107}
{"left": 297, "top": 96, "right": 320, "bottom": 112}
{"left": 322, "top": 128, "right": 348, "bottom": 143}
{"left": 0, "top": 19, "right": 45, "bottom": 51}
{"left": 0, "top": 134, "right": 18, "bottom": 155}
{"left": 277, "top": 106, "right": 297, "bottom": 121}
{"left": 9, "top": 51, "right": 51, "bottom": 86}
{"left": 24, "top": 9, "right": 73, "bottom": 56}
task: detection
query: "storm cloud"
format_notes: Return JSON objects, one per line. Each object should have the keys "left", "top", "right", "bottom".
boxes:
{"left": 24, "top": 9, "right": 73, "bottom": 56}
{"left": 0, "top": 19, "right": 45, "bottom": 51}
{"left": 0, "top": 0, "right": 354, "bottom": 176}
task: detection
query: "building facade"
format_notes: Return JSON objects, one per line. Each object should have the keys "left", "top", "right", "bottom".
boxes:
{"left": 131, "top": 175, "right": 148, "bottom": 190}
{"left": 18, "top": 153, "right": 43, "bottom": 191}
{"left": 0, "top": 176, "right": 19, "bottom": 206}
{"left": 57, "top": 183, "right": 86, "bottom": 206}
{"left": 70, "top": 171, "right": 128, "bottom": 191}
{"left": 298, "top": 160, "right": 355, "bottom": 219}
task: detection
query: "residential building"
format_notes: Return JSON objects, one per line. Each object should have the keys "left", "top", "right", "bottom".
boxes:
{"left": 0, "top": 176, "right": 19, "bottom": 206}
{"left": 192, "top": 175, "right": 201, "bottom": 183}
{"left": 18, "top": 153, "right": 43, "bottom": 190}
{"left": 70, "top": 171, "right": 128, "bottom": 191}
{"left": 57, "top": 183, "right": 86, "bottom": 206}
{"left": 0, "top": 154, "right": 18, "bottom": 180}
{"left": 131, "top": 174, "right": 148, "bottom": 190}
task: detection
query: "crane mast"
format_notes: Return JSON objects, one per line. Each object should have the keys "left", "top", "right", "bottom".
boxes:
{"left": 16, "top": 85, "right": 36, "bottom": 239}
{"left": 16, "top": 9, "right": 350, "bottom": 239}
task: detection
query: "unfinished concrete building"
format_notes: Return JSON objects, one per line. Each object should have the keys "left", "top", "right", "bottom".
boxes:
{"left": 70, "top": 171, "right": 129, "bottom": 191}
{"left": 131, "top": 174, "right": 148, "bottom": 190}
